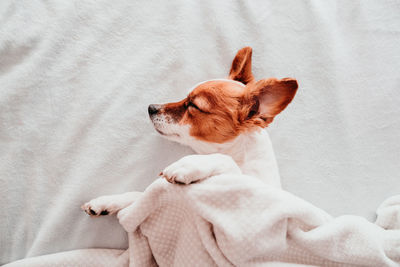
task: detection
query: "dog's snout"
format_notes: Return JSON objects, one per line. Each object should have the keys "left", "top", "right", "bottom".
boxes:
{"left": 148, "top": 104, "right": 161, "bottom": 116}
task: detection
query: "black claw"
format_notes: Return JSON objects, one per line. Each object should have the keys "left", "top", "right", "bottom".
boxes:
{"left": 100, "top": 210, "right": 109, "bottom": 215}
{"left": 89, "top": 209, "right": 97, "bottom": 215}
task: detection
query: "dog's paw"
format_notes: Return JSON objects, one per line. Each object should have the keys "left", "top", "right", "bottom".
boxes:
{"left": 160, "top": 154, "right": 240, "bottom": 185}
{"left": 81, "top": 192, "right": 142, "bottom": 217}
{"left": 160, "top": 155, "right": 208, "bottom": 184}
{"left": 81, "top": 196, "right": 121, "bottom": 217}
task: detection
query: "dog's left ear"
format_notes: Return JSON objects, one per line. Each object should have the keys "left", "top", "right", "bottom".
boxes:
{"left": 241, "top": 78, "right": 298, "bottom": 127}
{"left": 228, "top": 47, "right": 255, "bottom": 84}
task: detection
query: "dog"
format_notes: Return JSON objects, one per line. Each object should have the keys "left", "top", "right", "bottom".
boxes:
{"left": 82, "top": 47, "right": 298, "bottom": 216}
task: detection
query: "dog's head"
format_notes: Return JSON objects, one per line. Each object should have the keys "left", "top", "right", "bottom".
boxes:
{"left": 148, "top": 47, "right": 298, "bottom": 150}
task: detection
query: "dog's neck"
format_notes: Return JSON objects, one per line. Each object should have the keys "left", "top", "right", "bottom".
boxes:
{"left": 189, "top": 129, "right": 281, "bottom": 188}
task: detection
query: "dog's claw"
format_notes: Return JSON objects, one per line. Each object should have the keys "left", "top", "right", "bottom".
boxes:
{"left": 161, "top": 172, "right": 174, "bottom": 183}
{"left": 166, "top": 175, "right": 176, "bottom": 184}
{"left": 100, "top": 210, "right": 109, "bottom": 215}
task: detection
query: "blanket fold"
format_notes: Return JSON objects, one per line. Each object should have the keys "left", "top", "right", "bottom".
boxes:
{"left": 5, "top": 175, "right": 400, "bottom": 267}
{"left": 116, "top": 175, "right": 400, "bottom": 267}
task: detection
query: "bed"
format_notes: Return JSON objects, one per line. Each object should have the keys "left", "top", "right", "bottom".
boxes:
{"left": 1, "top": 0, "right": 399, "bottom": 265}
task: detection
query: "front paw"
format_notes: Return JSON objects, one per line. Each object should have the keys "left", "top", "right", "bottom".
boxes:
{"left": 81, "top": 196, "right": 119, "bottom": 216}
{"left": 161, "top": 155, "right": 209, "bottom": 185}
{"left": 160, "top": 154, "right": 240, "bottom": 185}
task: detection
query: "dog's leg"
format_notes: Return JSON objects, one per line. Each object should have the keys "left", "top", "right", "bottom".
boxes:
{"left": 81, "top": 191, "right": 142, "bottom": 216}
{"left": 161, "top": 153, "right": 241, "bottom": 184}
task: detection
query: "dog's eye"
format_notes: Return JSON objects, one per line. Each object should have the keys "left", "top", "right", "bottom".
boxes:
{"left": 187, "top": 101, "right": 200, "bottom": 111}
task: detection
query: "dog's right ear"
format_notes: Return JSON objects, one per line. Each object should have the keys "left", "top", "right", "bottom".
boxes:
{"left": 228, "top": 47, "right": 254, "bottom": 85}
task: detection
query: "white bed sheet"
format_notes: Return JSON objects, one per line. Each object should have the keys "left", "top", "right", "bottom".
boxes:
{"left": 1, "top": 0, "right": 399, "bottom": 264}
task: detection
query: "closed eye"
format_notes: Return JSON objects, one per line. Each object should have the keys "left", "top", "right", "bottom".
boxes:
{"left": 187, "top": 101, "right": 200, "bottom": 111}
{"left": 186, "top": 99, "right": 211, "bottom": 114}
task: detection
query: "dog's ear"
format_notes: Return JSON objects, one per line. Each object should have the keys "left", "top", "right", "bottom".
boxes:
{"left": 240, "top": 78, "right": 298, "bottom": 127}
{"left": 228, "top": 47, "right": 254, "bottom": 85}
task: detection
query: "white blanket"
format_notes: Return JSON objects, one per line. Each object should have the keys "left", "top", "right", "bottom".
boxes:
{"left": 1, "top": 0, "right": 400, "bottom": 265}
{"left": 5, "top": 176, "right": 400, "bottom": 266}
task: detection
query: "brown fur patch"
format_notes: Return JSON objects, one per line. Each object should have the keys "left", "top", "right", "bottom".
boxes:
{"left": 239, "top": 78, "right": 298, "bottom": 129}
{"left": 157, "top": 78, "right": 297, "bottom": 143}
{"left": 155, "top": 47, "right": 298, "bottom": 144}
{"left": 162, "top": 99, "right": 187, "bottom": 123}
{"left": 228, "top": 47, "right": 254, "bottom": 84}
{"left": 182, "top": 81, "right": 245, "bottom": 143}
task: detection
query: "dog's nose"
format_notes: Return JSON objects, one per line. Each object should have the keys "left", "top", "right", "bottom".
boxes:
{"left": 148, "top": 104, "right": 160, "bottom": 116}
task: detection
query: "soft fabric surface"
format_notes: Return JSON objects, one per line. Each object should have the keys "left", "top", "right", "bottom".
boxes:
{"left": 5, "top": 176, "right": 400, "bottom": 266}
{"left": 118, "top": 177, "right": 400, "bottom": 266}
{"left": 1, "top": 0, "right": 400, "bottom": 265}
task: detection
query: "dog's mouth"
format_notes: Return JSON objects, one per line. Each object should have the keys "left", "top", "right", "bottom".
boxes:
{"left": 153, "top": 122, "right": 180, "bottom": 137}
{"left": 150, "top": 113, "right": 181, "bottom": 138}
{"left": 154, "top": 126, "right": 180, "bottom": 138}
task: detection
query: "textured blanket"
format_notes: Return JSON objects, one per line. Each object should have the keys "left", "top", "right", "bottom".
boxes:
{"left": 5, "top": 175, "right": 400, "bottom": 266}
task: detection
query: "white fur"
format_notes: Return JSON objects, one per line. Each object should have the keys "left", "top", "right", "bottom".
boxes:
{"left": 82, "top": 192, "right": 142, "bottom": 216}
{"left": 159, "top": 128, "right": 281, "bottom": 187}
{"left": 161, "top": 153, "right": 242, "bottom": 184}
{"left": 186, "top": 78, "right": 245, "bottom": 94}
{"left": 150, "top": 114, "right": 192, "bottom": 143}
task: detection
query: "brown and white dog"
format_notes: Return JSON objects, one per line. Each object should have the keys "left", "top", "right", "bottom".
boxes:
{"left": 82, "top": 47, "right": 298, "bottom": 216}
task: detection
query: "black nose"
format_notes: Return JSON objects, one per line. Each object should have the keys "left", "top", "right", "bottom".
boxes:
{"left": 148, "top": 104, "right": 160, "bottom": 116}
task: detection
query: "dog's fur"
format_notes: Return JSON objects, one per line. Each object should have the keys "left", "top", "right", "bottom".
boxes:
{"left": 82, "top": 47, "right": 298, "bottom": 216}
